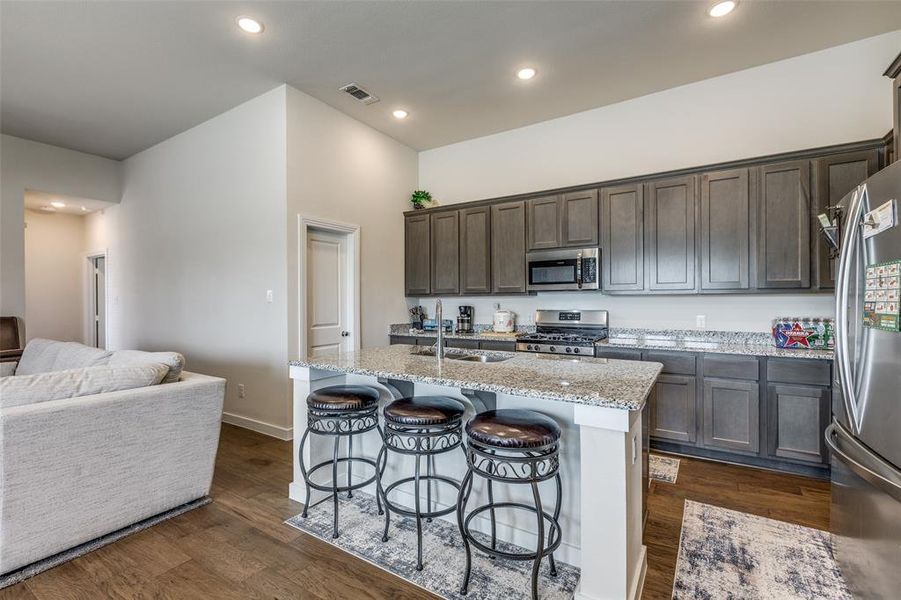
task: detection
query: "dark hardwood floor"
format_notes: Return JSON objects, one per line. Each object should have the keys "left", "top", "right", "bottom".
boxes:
{"left": 4, "top": 425, "right": 830, "bottom": 600}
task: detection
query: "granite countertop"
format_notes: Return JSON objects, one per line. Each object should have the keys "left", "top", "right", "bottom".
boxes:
{"left": 290, "top": 344, "right": 662, "bottom": 411}
{"left": 389, "top": 324, "right": 526, "bottom": 342}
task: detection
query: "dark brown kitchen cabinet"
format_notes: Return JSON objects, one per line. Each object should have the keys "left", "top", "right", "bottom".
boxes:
{"left": 767, "top": 383, "right": 830, "bottom": 464}
{"left": 699, "top": 168, "right": 752, "bottom": 290}
{"left": 756, "top": 160, "right": 811, "bottom": 289}
{"left": 527, "top": 195, "right": 563, "bottom": 250}
{"left": 430, "top": 211, "right": 460, "bottom": 295}
{"left": 646, "top": 175, "right": 697, "bottom": 291}
{"left": 702, "top": 378, "right": 760, "bottom": 454}
{"left": 649, "top": 374, "right": 697, "bottom": 443}
{"left": 886, "top": 51, "right": 901, "bottom": 163}
{"left": 459, "top": 206, "right": 492, "bottom": 294}
{"left": 812, "top": 151, "right": 879, "bottom": 289}
{"left": 601, "top": 184, "right": 644, "bottom": 291}
{"left": 562, "top": 190, "right": 599, "bottom": 247}
{"left": 491, "top": 200, "right": 528, "bottom": 293}
{"left": 404, "top": 214, "right": 431, "bottom": 296}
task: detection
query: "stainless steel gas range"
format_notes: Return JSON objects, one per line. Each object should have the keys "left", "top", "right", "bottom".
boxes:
{"left": 515, "top": 309, "right": 608, "bottom": 356}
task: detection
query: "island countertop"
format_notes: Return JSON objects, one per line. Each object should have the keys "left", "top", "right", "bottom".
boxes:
{"left": 290, "top": 344, "right": 662, "bottom": 410}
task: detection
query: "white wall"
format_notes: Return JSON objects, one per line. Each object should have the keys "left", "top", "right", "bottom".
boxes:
{"left": 23, "top": 209, "right": 87, "bottom": 342}
{"left": 0, "top": 134, "right": 122, "bottom": 318}
{"left": 416, "top": 31, "right": 900, "bottom": 331}
{"left": 286, "top": 86, "right": 418, "bottom": 356}
{"left": 112, "top": 87, "right": 290, "bottom": 433}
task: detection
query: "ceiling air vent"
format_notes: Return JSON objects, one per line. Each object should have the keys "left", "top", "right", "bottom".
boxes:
{"left": 339, "top": 82, "right": 379, "bottom": 105}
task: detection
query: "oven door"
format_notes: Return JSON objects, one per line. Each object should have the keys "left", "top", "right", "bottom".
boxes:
{"left": 526, "top": 248, "right": 599, "bottom": 291}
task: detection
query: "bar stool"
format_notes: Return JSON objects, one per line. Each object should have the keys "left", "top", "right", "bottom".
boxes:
{"left": 377, "top": 395, "right": 466, "bottom": 571}
{"left": 298, "top": 385, "right": 383, "bottom": 539}
{"left": 456, "top": 409, "right": 563, "bottom": 600}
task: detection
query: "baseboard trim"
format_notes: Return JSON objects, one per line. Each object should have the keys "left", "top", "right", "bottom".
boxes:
{"left": 222, "top": 412, "right": 293, "bottom": 440}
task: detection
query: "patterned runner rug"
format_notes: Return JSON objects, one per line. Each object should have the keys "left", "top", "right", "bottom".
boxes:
{"left": 649, "top": 454, "right": 681, "bottom": 483}
{"left": 673, "top": 500, "right": 850, "bottom": 599}
{"left": 285, "top": 491, "right": 580, "bottom": 600}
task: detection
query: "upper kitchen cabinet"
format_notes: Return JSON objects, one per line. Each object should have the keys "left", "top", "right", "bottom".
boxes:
{"left": 527, "top": 195, "right": 563, "bottom": 250}
{"left": 430, "top": 211, "right": 460, "bottom": 295}
{"left": 459, "top": 206, "right": 492, "bottom": 294}
{"left": 886, "top": 51, "right": 901, "bottom": 163}
{"left": 812, "top": 150, "right": 878, "bottom": 289}
{"left": 646, "top": 175, "right": 697, "bottom": 292}
{"left": 491, "top": 200, "right": 528, "bottom": 293}
{"left": 756, "top": 160, "right": 811, "bottom": 289}
{"left": 601, "top": 184, "right": 645, "bottom": 292}
{"left": 404, "top": 213, "right": 431, "bottom": 296}
{"left": 699, "top": 168, "right": 753, "bottom": 291}
{"left": 562, "top": 190, "right": 599, "bottom": 247}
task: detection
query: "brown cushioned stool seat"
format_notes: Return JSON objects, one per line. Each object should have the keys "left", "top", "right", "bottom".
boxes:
{"left": 383, "top": 396, "right": 466, "bottom": 426}
{"left": 307, "top": 385, "right": 380, "bottom": 411}
{"left": 466, "top": 409, "right": 562, "bottom": 449}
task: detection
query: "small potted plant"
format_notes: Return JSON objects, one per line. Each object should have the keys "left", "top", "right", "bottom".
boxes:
{"left": 410, "top": 190, "right": 432, "bottom": 210}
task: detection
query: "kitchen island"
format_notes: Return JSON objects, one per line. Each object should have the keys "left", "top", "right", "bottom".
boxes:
{"left": 289, "top": 345, "right": 662, "bottom": 600}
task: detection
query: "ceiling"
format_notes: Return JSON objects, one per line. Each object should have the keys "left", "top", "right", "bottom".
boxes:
{"left": 24, "top": 190, "right": 114, "bottom": 215}
{"left": 2, "top": 1, "right": 900, "bottom": 161}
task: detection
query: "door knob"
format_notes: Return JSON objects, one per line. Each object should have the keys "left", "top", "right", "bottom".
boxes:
{"left": 340, "top": 331, "right": 350, "bottom": 337}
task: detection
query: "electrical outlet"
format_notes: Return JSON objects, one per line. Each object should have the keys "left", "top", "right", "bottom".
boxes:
{"left": 696, "top": 315, "right": 707, "bottom": 329}
{"left": 238, "top": 384, "right": 245, "bottom": 398}
{"left": 266, "top": 290, "right": 273, "bottom": 303}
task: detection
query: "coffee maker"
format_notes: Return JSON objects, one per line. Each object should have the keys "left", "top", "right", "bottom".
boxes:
{"left": 457, "top": 305, "right": 474, "bottom": 333}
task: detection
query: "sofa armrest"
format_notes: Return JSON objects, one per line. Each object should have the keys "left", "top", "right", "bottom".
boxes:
{"left": 0, "top": 362, "right": 16, "bottom": 377}
{"left": 0, "top": 371, "right": 226, "bottom": 574}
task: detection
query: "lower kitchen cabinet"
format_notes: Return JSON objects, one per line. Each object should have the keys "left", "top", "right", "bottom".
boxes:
{"left": 766, "top": 383, "right": 830, "bottom": 464}
{"left": 388, "top": 335, "right": 515, "bottom": 352}
{"left": 702, "top": 378, "right": 760, "bottom": 454}
{"left": 649, "top": 374, "right": 696, "bottom": 443}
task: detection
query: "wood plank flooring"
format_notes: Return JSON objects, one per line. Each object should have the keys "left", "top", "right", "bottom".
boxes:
{"left": 7, "top": 425, "right": 830, "bottom": 600}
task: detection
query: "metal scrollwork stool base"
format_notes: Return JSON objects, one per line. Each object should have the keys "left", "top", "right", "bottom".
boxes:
{"left": 456, "top": 409, "right": 563, "bottom": 600}
{"left": 299, "top": 385, "right": 384, "bottom": 539}
{"left": 377, "top": 396, "right": 466, "bottom": 571}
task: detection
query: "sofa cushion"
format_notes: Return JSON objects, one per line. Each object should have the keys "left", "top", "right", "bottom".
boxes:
{"left": 108, "top": 350, "right": 185, "bottom": 383}
{"left": 0, "top": 363, "right": 168, "bottom": 409}
{"left": 15, "top": 339, "right": 113, "bottom": 376}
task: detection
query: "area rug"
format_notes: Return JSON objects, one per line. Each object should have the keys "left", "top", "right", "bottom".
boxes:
{"left": 673, "top": 500, "right": 850, "bottom": 600}
{"left": 649, "top": 454, "right": 680, "bottom": 483}
{"left": 0, "top": 496, "right": 211, "bottom": 589}
{"left": 285, "top": 491, "right": 580, "bottom": 599}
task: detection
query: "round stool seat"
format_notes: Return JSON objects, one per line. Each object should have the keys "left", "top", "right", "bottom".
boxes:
{"left": 307, "top": 385, "right": 379, "bottom": 411}
{"left": 466, "top": 409, "right": 561, "bottom": 449}
{"left": 384, "top": 396, "right": 466, "bottom": 426}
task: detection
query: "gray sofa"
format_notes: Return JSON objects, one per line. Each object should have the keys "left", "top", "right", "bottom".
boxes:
{"left": 0, "top": 339, "right": 225, "bottom": 576}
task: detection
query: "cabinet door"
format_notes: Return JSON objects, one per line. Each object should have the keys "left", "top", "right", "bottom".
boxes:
{"left": 649, "top": 374, "right": 697, "bottom": 443}
{"left": 527, "top": 195, "right": 563, "bottom": 250}
{"left": 756, "top": 161, "right": 811, "bottom": 289}
{"left": 459, "top": 206, "right": 491, "bottom": 294}
{"left": 601, "top": 184, "right": 644, "bottom": 291}
{"left": 430, "top": 211, "right": 460, "bottom": 295}
{"left": 646, "top": 175, "right": 697, "bottom": 291}
{"left": 562, "top": 190, "right": 599, "bottom": 247}
{"left": 812, "top": 151, "right": 878, "bottom": 289}
{"left": 702, "top": 378, "right": 760, "bottom": 454}
{"left": 700, "top": 168, "right": 751, "bottom": 290}
{"left": 405, "top": 214, "right": 431, "bottom": 296}
{"left": 491, "top": 200, "right": 527, "bottom": 293}
{"left": 767, "top": 383, "right": 829, "bottom": 464}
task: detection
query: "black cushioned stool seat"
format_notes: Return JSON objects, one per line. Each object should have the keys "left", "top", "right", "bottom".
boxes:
{"left": 465, "top": 409, "right": 562, "bottom": 449}
{"left": 383, "top": 395, "right": 466, "bottom": 426}
{"left": 307, "top": 385, "right": 380, "bottom": 411}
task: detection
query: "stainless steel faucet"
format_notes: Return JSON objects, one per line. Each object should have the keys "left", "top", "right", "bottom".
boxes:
{"left": 435, "top": 299, "right": 445, "bottom": 360}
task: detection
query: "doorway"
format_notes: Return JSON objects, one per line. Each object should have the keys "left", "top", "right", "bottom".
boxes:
{"left": 87, "top": 254, "right": 107, "bottom": 348}
{"left": 299, "top": 217, "right": 360, "bottom": 359}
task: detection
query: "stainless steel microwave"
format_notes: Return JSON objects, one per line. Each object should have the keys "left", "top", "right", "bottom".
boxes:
{"left": 526, "top": 247, "right": 600, "bottom": 291}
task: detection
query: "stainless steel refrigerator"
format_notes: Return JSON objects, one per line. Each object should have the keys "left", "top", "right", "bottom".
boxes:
{"left": 823, "top": 160, "right": 901, "bottom": 600}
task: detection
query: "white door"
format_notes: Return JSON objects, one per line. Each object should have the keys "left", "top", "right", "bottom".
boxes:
{"left": 306, "top": 229, "right": 349, "bottom": 357}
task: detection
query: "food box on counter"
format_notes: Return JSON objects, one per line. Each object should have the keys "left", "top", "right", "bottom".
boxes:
{"left": 772, "top": 317, "right": 834, "bottom": 350}
{"left": 864, "top": 260, "right": 901, "bottom": 332}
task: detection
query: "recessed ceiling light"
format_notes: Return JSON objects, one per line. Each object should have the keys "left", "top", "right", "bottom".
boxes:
{"left": 236, "top": 16, "right": 264, "bottom": 34}
{"left": 516, "top": 67, "right": 537, "bottom": 80}
{"left": 392, "top": 109, "right": 408, "bottom": 119}
{"left": 80, "top": 206, "right": 88, "bottom": 212}
{"left": 51, "top": 201, "right": 66, "bottom": 208}
{"left": 708, "top": 1, "right": 737, "bottom": 17}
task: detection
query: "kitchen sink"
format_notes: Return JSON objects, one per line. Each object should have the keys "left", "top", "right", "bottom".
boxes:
{"left": 411, "top": 348, "right": 511, "bottom": 363}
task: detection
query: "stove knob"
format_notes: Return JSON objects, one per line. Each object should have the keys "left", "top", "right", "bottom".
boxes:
{"left": 565, "top": 347, "right": 572, "bottom": 353}
{"left": 525, "top": 344, "right": 532, "bottom": 351}
{"left": 549, "top": 346, "right": 556, "bottom": 352}
{"left": 573, "top": 347, "right": 580, "bottom": 354}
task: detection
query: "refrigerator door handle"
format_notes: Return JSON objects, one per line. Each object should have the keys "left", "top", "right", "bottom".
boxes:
{"left": 834, "top": 186, "right": 864, "bottom": 434}
{"left": 826, "top": 422, "right": 901, "bottom": 503}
